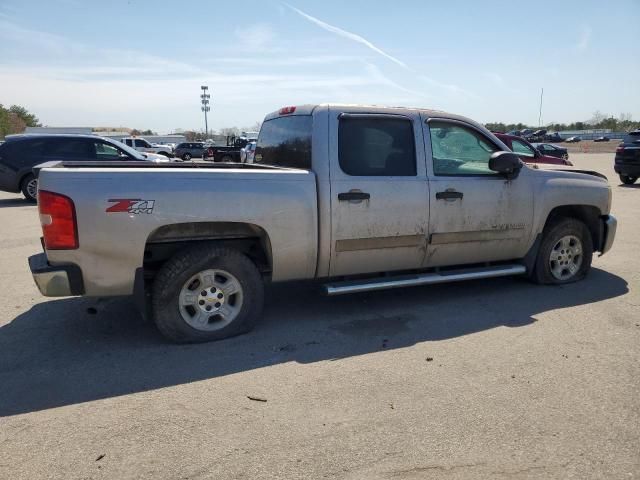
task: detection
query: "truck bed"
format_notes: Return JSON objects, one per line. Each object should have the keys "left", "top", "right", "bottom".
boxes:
{"left": 36, "top": 162, "right": 319, "bottom": 296}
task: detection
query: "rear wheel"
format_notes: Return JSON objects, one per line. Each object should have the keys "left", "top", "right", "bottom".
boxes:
{"left": 220, "top": 155, "right": 233, "bottom": 163}
{"left": 561, "top": 153, "right": 568, "bottom": 160}
{"left": 21, "top": 174, "right": 38, "bottom": 202}
{"left": 620, "top": 174, "right": 637, "bottom": 185}
{"left": 151, "top": 245, "right": 264, "bottom": 343}
{"left": 530, "top": 218, "right": 593, "bottom": 285}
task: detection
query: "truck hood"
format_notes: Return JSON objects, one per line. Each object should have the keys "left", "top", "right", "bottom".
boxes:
{"left": 528, "top": 164, "right": 608, "bottom": 181}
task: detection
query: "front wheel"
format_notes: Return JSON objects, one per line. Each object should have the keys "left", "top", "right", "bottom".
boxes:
{"left": 151, "top": 245, "right": 264, "bottom": 343}
{"left": 530, "top": 218, "right": 593, "bottom": 285}
{"left": 21, "top": 174, "right": 38, "bottom": 202}
{"left": 182, "top": 153, "right": 192, "bottom": 161}
{"left": 561, "top": 153, "right": 569, "bottom": 160}
{"left": 620, "top": 174, "right": 638, "bottom": 185}
{"left": 220, "top": 155, "right": 233, "bottom": 163}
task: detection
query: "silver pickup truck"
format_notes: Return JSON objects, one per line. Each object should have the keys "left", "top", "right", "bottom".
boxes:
{"left": 29, "top": 104, "right": 617, "bottom": 343}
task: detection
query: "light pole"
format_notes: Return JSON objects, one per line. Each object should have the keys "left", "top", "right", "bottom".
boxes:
{"left": 201, "top": 85, "right": 210, "bottom": 139}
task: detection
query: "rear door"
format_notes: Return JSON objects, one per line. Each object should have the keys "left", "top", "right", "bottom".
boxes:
{"left": 423, "top": 117, "right": 534, "bottom": 267}
{"left": 328, "top": 109, "right": 429, "bottom": 276}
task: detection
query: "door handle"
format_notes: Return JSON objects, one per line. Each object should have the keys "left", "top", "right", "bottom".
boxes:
{"left": 338, "top": 191, "right": 370, "bottom": 201}
{"left": 436, "top": 190, "right": 463, "bottom": 200}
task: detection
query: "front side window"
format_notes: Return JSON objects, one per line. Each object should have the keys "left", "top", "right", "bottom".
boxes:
{"left": 134, "top": 139, "right": 148, "bottom": 148}
{"left": 255, "top": 115, "right": 312, "bottom": 169}
{"left": 95, "top": 141, "right": 126, "bottom": 160}
{"left": 339, "top": 116, "right": 416, "bottom": 176}
{"left": 511, "top": 139, "right": 536, "bottom": 157}
{"left": 429, "top": 121, "right": 499, "bottom": 175}
{"left": 45, "top": 138, "right": 92, "bottom": 158}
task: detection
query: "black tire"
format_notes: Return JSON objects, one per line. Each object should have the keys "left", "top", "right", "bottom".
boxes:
{"left": 530, "top": 217, "right": 593, "bottom": 285}
{"left": 620, "top": 174, "right": 637, "bottom": 185}
{"left": 151, "top": 245, "right": 264, "bottom": 343}
{"left": 21, "top": 174, "right": 38, "bottom": 202}
{"left": 220, "top": 155, "right": 233, "bottom": 163}
{"left": 182, "top": 153, "right": 192, "bottom": 161}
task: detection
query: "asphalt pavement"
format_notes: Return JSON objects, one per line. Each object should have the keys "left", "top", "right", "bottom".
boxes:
{"left": 0, "top": 153, "right": 638, "bottom": 479}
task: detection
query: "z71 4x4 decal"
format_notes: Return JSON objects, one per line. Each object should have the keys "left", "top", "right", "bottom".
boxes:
{"left": 106, "top": 199, "right": 155, "bottom": 214}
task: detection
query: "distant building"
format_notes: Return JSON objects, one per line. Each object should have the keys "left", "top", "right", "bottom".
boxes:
{"left": 25, "top": 127, "right": 92, "bottom": 135}
{"left": 23, "top": 127, "right": 186, "bottom": 145}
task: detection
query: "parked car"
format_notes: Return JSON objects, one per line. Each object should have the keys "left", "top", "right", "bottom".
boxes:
{"left": 0, "top": 134, "right": 170, "bottom": 201}
{"left": 29, "top": 104, "right": 616, "bottom": 343}
{"left": 121, "top": 137, "right": 174, "bottom": 157}
{"left": 494, "top": 134, "right": 572, "bottom": 165}
{"left": 209, "top": 135, "right": 258, "bottom": 162}
{"left": 544, "top": 132, "right": 564, "bottom": 143}
{"left": 532, "top": 143, "right": 569, "bottom": 161}
{"left": 174, "top": 142, "right": 213, "bottom": 161}
{"left": 594, "top": 136, "right": 610, "bottom": 142}
{"left": 614, "top": 130, "right": 640, "bottom": 184}
{"left": 565, "top": 136, "right": 581, "bottom": 143}
{"left": 240, "top": 141, "right": 256, "bottom": 163}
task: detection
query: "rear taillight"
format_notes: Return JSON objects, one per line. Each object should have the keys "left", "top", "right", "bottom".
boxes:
{"left": 38, "top": 190, "right": 78, "bottom": 250}
{"left": 616, "top": 146, "right": 624, "bottom": 154}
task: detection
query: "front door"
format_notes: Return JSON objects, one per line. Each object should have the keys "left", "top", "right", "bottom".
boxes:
{"left": 329, "top": 110, "right": 429, "bottom": 276}
{"left": 423, "top": 117, "right": 534, "bottom": 267}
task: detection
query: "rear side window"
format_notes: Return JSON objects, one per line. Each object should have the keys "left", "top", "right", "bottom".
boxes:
{"left": 0, "top": 139, "right": 46, "bottom": 168}
{"left": 255, "top": 116, "right": 312, "bottom": 169}
{"left": 177, "top": 143, "right": 187, "bottom": 148}
{"left": 43, "top": 138, "right": 92, "bottom": 159}
{"left": 339, "top": 116, "right": 416, "bottom": 176}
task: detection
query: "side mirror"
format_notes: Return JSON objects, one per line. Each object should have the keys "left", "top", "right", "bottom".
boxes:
{"left": 489, "top": 151, "right": 522, "bottom": 179}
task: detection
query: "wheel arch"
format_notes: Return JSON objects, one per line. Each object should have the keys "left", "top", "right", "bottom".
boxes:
{"left": 542, "top": 204, "right": 603, "bottom": 252}
{"left": 143, "top": 221, "right": 273, "bottom": 277}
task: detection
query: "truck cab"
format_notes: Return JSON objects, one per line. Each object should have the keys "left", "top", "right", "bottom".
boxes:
{"left": 121, "top": 137, "right": 173, "bottom": 157}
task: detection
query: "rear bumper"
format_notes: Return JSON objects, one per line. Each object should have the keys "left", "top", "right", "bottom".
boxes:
{"left": 614, "top": 163, "right": 640, "bottom": 176}
{"left": 600, "top": 215, "right": 617, "bottom": 256}
{"left": 28, "top": 252, "right": 84, "bottom": 296}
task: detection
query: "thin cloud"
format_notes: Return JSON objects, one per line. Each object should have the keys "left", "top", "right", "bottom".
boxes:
{"left": 283, "top": 3, "right": 408, "bottom": 69}
{"left": 576, "top": 25, "right": 591, "bottom": 51}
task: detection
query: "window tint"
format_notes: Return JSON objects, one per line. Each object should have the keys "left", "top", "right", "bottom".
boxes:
{"left": 134, "top": 139, "right": 148, "bottom": 148}
{"left": 339, "top": 116, "right": 416, "bottom": 176}
{"left": 177, "top": 143, "right": 187, "bottom": 148}
{"left": 124, "top": 139, "right": 133, "bottom": 146}
{"left": 255, "top": 115, "right": 312, "bottom": 169}
{"left": 45, "top": 138, "right": 92, "bottom": 158}
{"left": 429, "top": 121, "right": 499, "bottom": 176}
{"left": 511, "top": 139, "right": 536, "bottom": 157}
{"left": 0, "top": 139, "right": 46, "bottom": 168}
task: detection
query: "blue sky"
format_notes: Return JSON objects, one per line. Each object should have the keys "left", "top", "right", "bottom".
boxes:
{"left": 0, "top": 0, "right": 638, "bottom": 133}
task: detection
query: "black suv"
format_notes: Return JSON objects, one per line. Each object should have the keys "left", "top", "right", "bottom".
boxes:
{"left": 614, "top": 130, "right": 640, "bottom": 185}
{"left": 0, "top": 134, "right": 158, "bottom": 201}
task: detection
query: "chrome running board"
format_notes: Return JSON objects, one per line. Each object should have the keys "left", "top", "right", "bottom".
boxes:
{"left": 324, "top": 264, "right": 526, "bottom": 296}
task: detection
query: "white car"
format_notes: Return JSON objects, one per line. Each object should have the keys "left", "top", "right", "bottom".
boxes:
{"left": 121, "top": 137, "right": 173, "bottom": 157}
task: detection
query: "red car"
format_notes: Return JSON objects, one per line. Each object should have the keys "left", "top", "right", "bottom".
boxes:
{"left": 494, "top": 133, "right": 572, "bottom": 166}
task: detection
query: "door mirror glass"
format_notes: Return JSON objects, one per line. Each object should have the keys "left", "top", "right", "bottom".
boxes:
{"left": 489, "top": 151, "right": 522, "bottom": 179}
